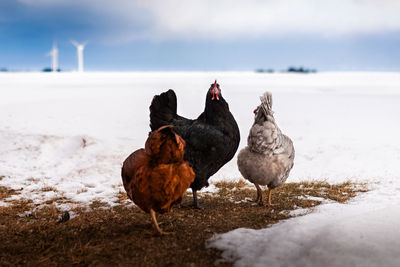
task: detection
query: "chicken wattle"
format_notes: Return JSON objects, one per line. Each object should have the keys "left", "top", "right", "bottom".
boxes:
{"left": 149, "top": 81, "right": 240, "bottom": 208}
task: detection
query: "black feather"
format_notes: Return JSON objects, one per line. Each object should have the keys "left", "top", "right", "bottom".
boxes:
{"left": 149, "top": 89, "right": 178, "bottom": 131}
{"left": 149, "top": 85, "right": 240, "bottom": 192}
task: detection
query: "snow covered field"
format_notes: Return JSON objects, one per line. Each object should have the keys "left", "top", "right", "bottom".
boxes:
{"left": 1, "top": 72, "right": 400, "bottom": 266}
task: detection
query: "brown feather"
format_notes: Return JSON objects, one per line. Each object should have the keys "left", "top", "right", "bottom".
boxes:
{"left": 121, "top": 125, "right": 195, "bottom": 214}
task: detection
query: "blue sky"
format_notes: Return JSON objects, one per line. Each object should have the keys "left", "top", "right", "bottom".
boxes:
{"left": 1, "top": 0, "right": 400, "bottom": 71}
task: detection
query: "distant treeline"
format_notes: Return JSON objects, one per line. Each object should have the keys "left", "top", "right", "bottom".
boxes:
{"left": 0, "top": 68, "right": 63, "bottom": 72}
{"left": 256, "top": 66, "right": 317, "bottom": 73}
{"left": 42, "top": 68, "right": 62, "bottom": 72}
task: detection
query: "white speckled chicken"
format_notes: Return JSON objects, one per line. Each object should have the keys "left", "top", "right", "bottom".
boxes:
{"left": 237, "top": 92, "right": 295, "bottom": 207}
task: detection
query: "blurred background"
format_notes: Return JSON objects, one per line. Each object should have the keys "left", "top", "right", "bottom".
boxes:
{"left": 1, "top": 0, "right": 399, "bottom": 72}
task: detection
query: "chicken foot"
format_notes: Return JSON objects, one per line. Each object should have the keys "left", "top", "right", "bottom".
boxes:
{"left": 254, "top": 185, "right": 275, "bottom": 207}
{"left": 150, "top": 209, "right": 170, "bottom": 235}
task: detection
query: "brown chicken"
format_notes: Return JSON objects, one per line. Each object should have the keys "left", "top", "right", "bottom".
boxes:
{"left": 121, "top": 125, "right": 195, "bottom": 235}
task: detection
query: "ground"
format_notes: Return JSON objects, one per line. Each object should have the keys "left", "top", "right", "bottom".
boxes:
{"left": 0, "top": 180, "right": 367, "bottom": 266}
{"left": 0, "top": 72, "right": 399, "bottom": 266}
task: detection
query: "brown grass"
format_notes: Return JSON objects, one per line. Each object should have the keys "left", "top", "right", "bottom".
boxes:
{"left": 41, "top": 186, "right": 58, "bottom": 192}
{"left": 0, "top": 180, "right": 368, "bottom": 266}
{"left": 0, "top": 185, "right": 21, "bottom": 200}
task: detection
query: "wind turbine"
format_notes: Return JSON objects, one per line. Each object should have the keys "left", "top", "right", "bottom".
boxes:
{"left": 71, "top": 40, "right": 87, "bottom": 72}
{"left": 47, "top": 42, "right": 58, "bottom": 72}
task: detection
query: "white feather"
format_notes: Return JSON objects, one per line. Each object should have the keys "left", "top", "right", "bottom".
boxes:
{"left": 237, "top": 92, "right": 295, "bottom": 188}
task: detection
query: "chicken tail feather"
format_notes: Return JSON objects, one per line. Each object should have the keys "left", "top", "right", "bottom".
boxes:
{"left": 150, "top": 89, "right": 178, "bottom": 131}
{"left": 259, "top": 92, "right": 274, "bottom": 117}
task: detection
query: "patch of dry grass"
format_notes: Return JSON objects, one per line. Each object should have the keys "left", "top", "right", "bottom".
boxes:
{"left": 0, "top": 185, "right": 21, "bottom": 200}
{"left": 0, "top": 181, "right": 368, "bottom": 266}
{"left": 115, "top": 190, "right": 130, "bottom": 205}
{"left": 76, "top": 188, "right": 88, "bottom": 194}
{"left": 41, "top": 186, "right": 58, "bottom": 192}
{"left": 43, "top": 196, "right": 72, "bottom": 205}
{"left": 89, "top": 200, "right": 111, "bottom": 209}
{"left": 26, "top": 177, "right": 40, "bottom": 183}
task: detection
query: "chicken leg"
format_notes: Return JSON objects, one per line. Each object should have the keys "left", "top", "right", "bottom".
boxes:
{"left": 254, "top": 183, "right": 263, "bottom": 204}
{"left": 192, "top": 190, "right": 202, "bottom": 209}
{"left": 266, "top": 188, "right": 274, "bottom": 207}
{"left": 150, "top": 209, "right": 170, "bottom": 235}
{"left": 254, "top": 185, "right": 274, "bottom": 207}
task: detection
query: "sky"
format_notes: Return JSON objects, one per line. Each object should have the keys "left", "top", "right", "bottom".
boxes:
{"left": 0, "top": 0, "right": 400, "bottom": 71}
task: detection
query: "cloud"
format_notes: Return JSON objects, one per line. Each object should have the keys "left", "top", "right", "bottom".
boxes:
{"left": 142, "top": 0, "right": 400, "bottom": 39}
{"left": 14, "top": 0, "right": 400, "bottom": 43}
{"left": 13, "top": 0, "right": 149, "bottom": 44}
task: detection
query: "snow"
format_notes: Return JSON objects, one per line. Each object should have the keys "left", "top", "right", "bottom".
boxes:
{"left": 207, "top": 191, "right": 400, "bottom": 267}
{"left": 1, "top": 71, "right": 400, "bottom": 265}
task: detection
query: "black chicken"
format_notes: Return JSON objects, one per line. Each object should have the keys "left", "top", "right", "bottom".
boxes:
{"left": 149, "top": 81, "right": 240, "bottom": 208}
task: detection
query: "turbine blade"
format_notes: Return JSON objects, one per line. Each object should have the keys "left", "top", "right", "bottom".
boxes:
{"left": 71, "top": 40, "right": 79, "bottom": 47}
